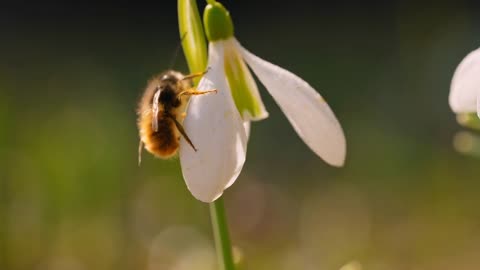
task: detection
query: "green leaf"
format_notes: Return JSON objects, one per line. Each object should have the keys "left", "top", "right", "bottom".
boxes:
{"left": 178, "top": 0, "right": 208, "bottom": 81}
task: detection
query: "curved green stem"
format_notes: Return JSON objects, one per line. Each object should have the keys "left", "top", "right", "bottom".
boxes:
{"left": 206, "top": 0, "right": 217, "bottom": 4}
{"left": 210, "top": 197, "right": 235, "bottom": 270}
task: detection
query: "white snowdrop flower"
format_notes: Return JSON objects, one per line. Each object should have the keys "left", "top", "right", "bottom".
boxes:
{"left": 450, "top": 47, "right": 480, "bottom": 117}
{"left": 179, "top": 1, "right": 346, "bottom": 202}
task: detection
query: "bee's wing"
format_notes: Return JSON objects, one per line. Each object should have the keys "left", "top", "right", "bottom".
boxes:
{"left": 151, "top": 89, "right": 162, "bottom": 132}
{"left": 238, "top": 40, "right": 346, "bottom": 166}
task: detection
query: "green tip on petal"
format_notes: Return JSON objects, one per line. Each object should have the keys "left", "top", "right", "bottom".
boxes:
{"left": 224, "top": 43, "right": 268, "bottom": 121}
{"left": 178, "top": 0, "right": 208, "bottom": 81}
{"left": 203, "top": 1, "right": 234, "bottom": 42}
{"left": 457, "top": 113, "right": 480, "bottom": 130}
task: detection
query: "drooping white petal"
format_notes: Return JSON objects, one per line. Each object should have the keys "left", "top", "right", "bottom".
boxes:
{"left": 179, "top": 42, "right": 248, "bottom": 202}
{"left": 237, "top": 40, "right": 346, "bottom": 166}
{"left": 450, "top": 48, "right": 480, "bottom": 113}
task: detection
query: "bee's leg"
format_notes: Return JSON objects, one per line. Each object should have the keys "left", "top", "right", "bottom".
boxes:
{"left": 169, "top": 115, "right": 197, "bottom": 152}
{"left": 177, "top": 88, "right": 217, "bottom": 98}
{"left": 186, "top": 88, "right": 218, "bottom": 96}
{"left": 180, "top": 67, "right": 211, "bottom": 81}
{"left": 138, "top": 139, "right": 144, "bottom": 166}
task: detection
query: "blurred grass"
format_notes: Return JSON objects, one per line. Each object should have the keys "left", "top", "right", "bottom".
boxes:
{"left": 1, "top": 1, "right": 480, "bottom": 270}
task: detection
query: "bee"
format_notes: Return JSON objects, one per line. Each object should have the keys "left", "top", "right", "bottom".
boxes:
{"left": 137, "top": 70, "right": 216, "bottom": 164}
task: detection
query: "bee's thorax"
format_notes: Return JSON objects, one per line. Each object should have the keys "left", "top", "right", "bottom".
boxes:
{"left": 158, "top": 87, "right": 181, "bottom": 108}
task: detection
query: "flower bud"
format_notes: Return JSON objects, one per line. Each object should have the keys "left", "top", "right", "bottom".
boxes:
{"left": 203, "top": 1, "right": 234, "bottom": 41}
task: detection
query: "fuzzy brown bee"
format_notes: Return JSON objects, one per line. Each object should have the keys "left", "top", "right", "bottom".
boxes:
{"left": 137, "top": 70, "right": 216, "bottom": 164}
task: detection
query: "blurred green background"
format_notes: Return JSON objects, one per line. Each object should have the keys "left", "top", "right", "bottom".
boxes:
{"left": 2, "top": 1, "right": 480, "bottom": 269}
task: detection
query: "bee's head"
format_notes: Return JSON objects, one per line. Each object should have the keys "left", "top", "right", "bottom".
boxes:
{"left": 151, "top": 71, "right": 183, "bottom": 107}
{"left": 160, "top": 72, "right": 180, "bottom": 85}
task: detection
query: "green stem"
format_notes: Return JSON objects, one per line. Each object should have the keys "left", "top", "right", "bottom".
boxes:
{"left": 206, "top": 0, "right": 217, "bottom": 4}
{"left": 210, "top": 197, "right": 235, "bottom": 270}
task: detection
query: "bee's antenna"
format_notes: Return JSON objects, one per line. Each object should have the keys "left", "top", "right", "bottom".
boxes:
{"left": 168, "top": 32, "right": 188, "bottom": 70}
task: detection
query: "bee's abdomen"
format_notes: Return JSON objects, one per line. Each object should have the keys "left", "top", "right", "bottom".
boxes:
{"left": 140, "top": 116, "right": 179, "bottom": 159}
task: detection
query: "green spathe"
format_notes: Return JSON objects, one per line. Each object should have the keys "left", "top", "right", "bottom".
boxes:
{"left": 178, "top": 0, "right": 208, "bottom": 81}
{"left": 203, "top": 2, "right": 234, "bottom": 41}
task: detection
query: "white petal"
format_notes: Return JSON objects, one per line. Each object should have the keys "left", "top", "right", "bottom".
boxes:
{"left": 237, "top": 40, "right": 346, "bottom": 166}
{"left": 478, "top": 94, "right": 480, "bottom": 118}
{"left": 243, "top": 121, "right": 251, "bottom": 140}
{"left": 450, "top": 48, "right": 480, "bottom": 113}
{"left": 179, "top": 42, "right": 248, "bottom": 202}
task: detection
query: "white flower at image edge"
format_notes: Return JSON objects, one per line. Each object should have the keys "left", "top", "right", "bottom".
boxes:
{"left": 179, "top": 38, "right": 346, "bottom": 202}
{"left": 449, "top": 47, "right": 480, "bottom": 117}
